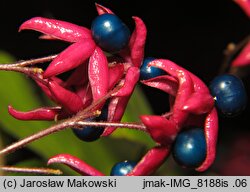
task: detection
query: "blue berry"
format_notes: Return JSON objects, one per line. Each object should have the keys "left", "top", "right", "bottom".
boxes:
{"left": 172, "top": 128, "right": 206, "bottom": 168}
{"left": 91, "top": 13, "right": 130, "bottom": 53}
{"left": 209, "top": 74, "right": 247, "bottom": 117}
{"left": 72, "top": 121, "right": 104, "bottom": 142}
{"left": 139, "top": 57, "right": 166, "bottom": 80}
{"left": 110, "top": 160, "right": 136, "bottom": 176}
{"left": 72, "top": 103, "right": 108, "bottom": 142}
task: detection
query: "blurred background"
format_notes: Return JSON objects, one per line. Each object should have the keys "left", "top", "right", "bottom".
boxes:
{"left": 0, "top": 0, "right": 250, "bottom": 175}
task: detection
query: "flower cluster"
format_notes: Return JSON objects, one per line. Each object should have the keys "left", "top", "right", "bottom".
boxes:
{"left": 0, "top": 4, "right": 221, "bottom": 176}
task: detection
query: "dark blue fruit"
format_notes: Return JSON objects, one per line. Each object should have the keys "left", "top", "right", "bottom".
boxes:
{"left": 139, "top": 57, "right": 166, "bottom": 80}
{"left": 72, "top": 120, "right": 105, "bottom": 142}
{"left": 209, "top": 74, "right": 247, "bottom": 117}
{"left": 91, "top": 13, "right": 130, "bottom": 53}
{"left": 110, "top": 160, "right": 136, "bottom": 176}
{"left": 72, "top": 103, "right": 108, "bottom": 142}
{"left": 172, "top": 128, "right": 206, "bottom": 168}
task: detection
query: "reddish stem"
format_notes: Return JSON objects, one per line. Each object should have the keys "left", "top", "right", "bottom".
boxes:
{"left": 0, "top": 54, "right": 57, "bottom": 67}
{"left": 76, "top": 121, "right": 147, "bottom": 132}
{"left": 0, "top": 120, "right": 147, "bottom": 156}
{"left": 0, "top": 166, "right": 62, "bottom": 175}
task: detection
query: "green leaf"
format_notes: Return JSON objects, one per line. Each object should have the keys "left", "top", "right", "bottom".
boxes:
{"left": 0, "top": 51, "right": 15, "bottom": 63}
{"left": 111, "top": 85, "right": 155, "bottom": 147}
{"left": 0, "top": 51, "right": 154, "bottom": 175}
{"left": 4, "top": 159, "right": 47, "bottom": 176}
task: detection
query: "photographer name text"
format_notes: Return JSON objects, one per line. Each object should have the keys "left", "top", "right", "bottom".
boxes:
{"left": 18, "top": 178, "right": 117, "bottom": 188}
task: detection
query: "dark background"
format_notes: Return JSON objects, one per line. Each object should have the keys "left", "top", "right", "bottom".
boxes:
{"left": 1, "top": 0, "right": 250, "bottom": 175}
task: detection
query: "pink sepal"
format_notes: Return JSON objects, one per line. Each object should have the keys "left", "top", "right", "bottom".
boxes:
{"left": 196, "top": 107, "right": 218, "bottom": 172}
{"left": 75, "top": 84, "right": 93, "bottom": 107}
{"left": 102, "top": 96, "right": 130, "bottom": 136}
{"left": 33, "top": 76, "right": 64, "bottom": 101}
{"left": 127, "top": 146, "right": 170, "bottom": 176}
{"left": 34, "top": 80, "right": 54, "bottom": 100}
{"left": 112, "top": 67, "right": 139, "bottom": 97}
{"left": 141, "top": 75, "right": 178, "bottom": 96}
{"left": 95, "top": 3, "right": 114, "bottom": 15}
{"left": 43, "top": 40, "right": 96, "bottom": 78}
{"left": 19, "top": 17, "right": 92, "bottom": 42}
{"left": 140, "top": 115, "right": 177, "bottom": 145}
{"left": 190, "top": 74, "right": 210, "bottom": 93}
{"left": 171, "top": 70, "right": 194, "bottom": 127}
{"left": 234, "top": 0, "right": 250, "bottom": 18}
{"left": 129, "top": 17, "right": 147, "bottom": 68}
{"left": 48, "top": 80, "right": 84, "bottom": 114}
{"left": 8, "top": 105, "right": 62, "bottom": 121}
{"left": 182, "top": 92, "right": 214, "bottom": 114}
{"left": 64, "top": 63, "right": 88, "bottom": 87}
{"left": 185, "top": 74, "right": 214, "bottom": 114}
{"left": 108, "top": 64, "right": 125, "bottom": 89}
{"left": 232, "top": 41, "right": 250, "bottom": 67}
{"left": 48, "top": 154, "right": 105, "bottom": 176}
{"left": 88, "top": 47, "right": 109, "bottom": 101}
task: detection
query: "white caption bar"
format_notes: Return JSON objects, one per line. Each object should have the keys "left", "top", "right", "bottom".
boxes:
{"left": 0, "top": 176, "right": 249, "bottom": 192}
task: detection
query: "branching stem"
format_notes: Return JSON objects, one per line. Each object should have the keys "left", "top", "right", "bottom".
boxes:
{"left": 0, "top": 54, "right": 57, "bottom": 67}
{"left": 0, "top": 120, "right": 147, "bottom": 156}
{"left": 219, "top": 35, "right": 250, "bottom": 74}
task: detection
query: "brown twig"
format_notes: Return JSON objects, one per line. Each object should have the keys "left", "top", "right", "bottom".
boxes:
{"left": 0, "top": 117, "right": 147, "bottom": 157}
{"left": 219, "top": 35, "right": 250, "bottom": 75}
{"left": 0, "top": 166, "right": 62, "bottom": 175}
{"left": 75, "top": 121, "right": 147, "bottom": 131}
{"left": 0, "top": 81, "right": 147, "bottom": 157}
{"left": 0, "top": 54, "right": 57, "bottom": 74}
{"left": 0, "top": 54, "right": 57, "bottom": 67}
{"left": 0, "top": 54, "right": 62, "bottom": 87}
{"left": 0, "top": 64, "right": 43, "bottom": 74}
{"left": 0, "top": 121, "right": 74, "bottom": 156}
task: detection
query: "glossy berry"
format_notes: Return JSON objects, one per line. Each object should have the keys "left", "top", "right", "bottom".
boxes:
{"left": 209, "top": 74, "right": 247, "bottom": 117}
{"left": 72, "top": 121, "right": 104, "bottom": 142}
{"left": 91, "top": 13, "right": 130, "bottom": 53}
{"left": 172, "top": 128, "right": 206, "bottom": 168}
{"left": 139, "top": 57, "right": 166, "bottom": 80}
{"left": 72, "top": 103, "right": 108, "bottom": 142}
{"left": 110, "top": 160, "right": 136, "bottom": 176}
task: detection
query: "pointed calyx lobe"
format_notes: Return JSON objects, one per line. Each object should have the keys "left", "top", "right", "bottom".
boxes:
{"left": 48, "top": 154, "right": 105, "bottom": 176}
{"left": 129, "top": 17, "right": 147, "bottom": 68}
{"left": 19, "top": 17, "right": 92, "bottom": 42}
{"left": 127, "top": 146, "right": 170, "bottom": 176}
{"left": 48, "top": 80, "right": 84, "bottom": 114}
{"left": 95, "top": 3, "right": 114, "bottom": 15}
{"left": 196, "top": 108, "right": 218, "bottom": 172}
{"left": 88, "top": 47, "right": 109, "bottom": 102}
{"left": 8, "top": 106, "right": 62, "bottom": 121}
{"left": 43, "top": 40, "right": 96, "bottom": 78}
